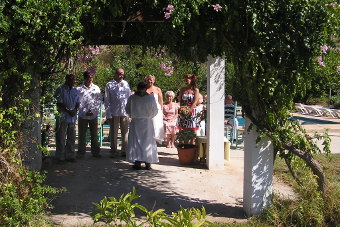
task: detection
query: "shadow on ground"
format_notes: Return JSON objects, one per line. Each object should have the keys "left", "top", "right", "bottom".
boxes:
{"left": 44, "top": 147, "right": 246, "bottom": 224}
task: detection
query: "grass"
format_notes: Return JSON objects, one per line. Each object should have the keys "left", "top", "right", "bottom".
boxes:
{"left": 254, "top": 153, "right": 340, "bottom": 226}
{"left": 211, "top": 153, "right": 340, "bottom": 227}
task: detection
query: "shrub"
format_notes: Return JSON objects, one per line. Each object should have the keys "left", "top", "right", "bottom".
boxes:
{"left": 329, "top": 96, "right": 340, "bottom": 105}
{"left": 333, "top": 102, "right": 340, "bottom": 109}
{"left": 306, "top": 97, "right": 328, "bottom": 106}
{"left": 92, "top": 188, "right": 210, "bottom": 226}
{"left": 0, "top": 170, "right": 59, "bottom": 226}
{"left": 0, "top": 99, "right": 59, "bottom": 226}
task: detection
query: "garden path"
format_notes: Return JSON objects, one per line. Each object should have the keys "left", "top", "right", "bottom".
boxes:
{"left": 44, "top": 141, "right": 295, "bottom": 226}
{"left": 44, "top": 112, "right": 340, "bottom": 226}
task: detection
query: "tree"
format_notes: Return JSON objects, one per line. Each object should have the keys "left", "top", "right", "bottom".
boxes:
{"left": 0, "top": 1, "right": 87, "bottom": 224}
{"left": 0, "top": 2, "right": 338, "bottom": 222}
{"left": 159, "top": 0, "right": 337, "bottom": 194}
{"left": 75, "top": 45, "right": 207, "bottom": 96}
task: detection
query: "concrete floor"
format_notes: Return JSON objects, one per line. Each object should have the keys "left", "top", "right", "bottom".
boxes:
{"left": 45, "top": 113, "right": 340, "bottom": 226}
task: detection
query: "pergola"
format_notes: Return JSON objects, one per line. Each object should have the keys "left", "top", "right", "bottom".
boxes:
{"left": 82, "top": 11, "right": 274, "bottom": 215}
{"left": 26, "top": 9, "right": 274, "bottom": 216}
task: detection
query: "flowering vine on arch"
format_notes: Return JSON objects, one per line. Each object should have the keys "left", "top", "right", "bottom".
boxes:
{"left": 159, "top": 0, "right": 339, "bottom": 195}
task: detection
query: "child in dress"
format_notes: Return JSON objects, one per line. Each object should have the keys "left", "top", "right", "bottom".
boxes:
{"left": 196, "top": 93, "right": 206, "bottom": 136}
{"left": 163, "top": 91, "right": 179, "bottom": 148}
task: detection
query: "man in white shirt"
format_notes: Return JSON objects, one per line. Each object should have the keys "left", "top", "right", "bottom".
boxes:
{"left": 77, "top": 71, "right": 102, "bottom": 158}
{"left": 54, "top": 74, "right": 80, "bottom": 162}
{"left": 105, "top": 68, "right": 131, "bottom": 158}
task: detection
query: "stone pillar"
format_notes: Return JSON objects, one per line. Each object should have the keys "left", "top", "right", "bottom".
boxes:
{"left": 243, "top": 118, "right": 274, "bottom": 216}
{"left": 206, "top": 56, "right": 225, "bottom": 170}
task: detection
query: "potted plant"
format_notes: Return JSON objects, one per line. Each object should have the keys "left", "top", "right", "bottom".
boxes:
{"left": 175, "top": 128, "right": 197, "bottom": 164}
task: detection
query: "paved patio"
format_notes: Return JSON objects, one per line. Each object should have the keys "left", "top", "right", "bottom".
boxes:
{"left": 44, "top": 113, "right": 339, "bottom": 226}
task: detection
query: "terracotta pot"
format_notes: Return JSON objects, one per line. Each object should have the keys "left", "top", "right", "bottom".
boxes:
{"left": 177, "top": 144, "right": 197, "bottom": 165}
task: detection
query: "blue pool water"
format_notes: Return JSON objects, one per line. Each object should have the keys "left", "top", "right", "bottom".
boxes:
{"left": 290, "top": 116, "right": 340, "bottom": 125}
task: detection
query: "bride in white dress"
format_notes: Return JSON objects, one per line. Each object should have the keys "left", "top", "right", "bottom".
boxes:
{"left": 145, "top": 75, "right": 165, "bottom": 143}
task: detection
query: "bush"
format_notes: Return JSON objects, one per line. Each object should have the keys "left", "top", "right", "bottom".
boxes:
{"left": 333, "top": 102, "right": 340, "bottom": 109}
{"left": 306, "top": 97, "right": 328, "bottom": 106}
{"left": 0, "top": 170, "right": 59, "bottom": 226}
{"left": 329, "top": 96, "right": 340, "bottom": 105}
{"left": 92, "top": 188, "right": 210, "bottom": 226}
{"left": 0, "top": 100, "right": 59, "bottom": 226}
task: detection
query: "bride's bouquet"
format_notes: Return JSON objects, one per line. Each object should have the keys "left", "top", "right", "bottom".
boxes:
{"left": 178, "top": 106, "right": 192, "bottom": 118}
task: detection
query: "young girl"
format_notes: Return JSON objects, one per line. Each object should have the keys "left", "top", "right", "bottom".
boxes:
{"left": 163, "top": 91, "right": 179, "bottom": 148}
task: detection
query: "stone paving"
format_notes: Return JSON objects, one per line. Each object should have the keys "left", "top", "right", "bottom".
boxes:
{"left": 45, "top": 113, "right": 340, "bottom": 226}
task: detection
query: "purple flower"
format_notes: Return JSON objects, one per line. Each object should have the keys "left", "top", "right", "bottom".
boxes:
{"left": 160, "top": 62, "right": 167, "bottom": 70}
{"left": 336, "top": 66, "right": 340, "bottom": 72}
{"left": 316, "top": 56, "right": 325, "bottom": 67}
{"left": 318, "top": 61, "right": 326, "bottom": 67}
{"left": 321, "top": 45, "right": 329, "bottom": 54}
{"left": 165, "top": 71, "right": 173, "bottom": 77}
{"left": 89, "top": 46, "right": 100, "bottom": 55}
{"left": 160, "top": 61, "right": 174, "bottom": 76}
{"left": 164, "top": 12, "right": 171, "bottom": 19}
{"left": 166, "top": 4, "right": 175, "bottom": 13}
{"left": 211, "top": 4, "right": 222, "bottom": 12}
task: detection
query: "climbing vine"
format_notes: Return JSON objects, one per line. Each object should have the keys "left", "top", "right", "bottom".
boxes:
{"left": 0, "top": 1, "right": 339, "bottom": 223}
{"left": 159, "top": 0, "right": 338, "bottom": 194}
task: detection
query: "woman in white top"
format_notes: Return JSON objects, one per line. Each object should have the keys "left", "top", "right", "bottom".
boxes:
{"left": 145, "top": 75, "right": 165, "bottom": 144}
{"left": 125, "top": 82, "right": 158, "bottom": 170}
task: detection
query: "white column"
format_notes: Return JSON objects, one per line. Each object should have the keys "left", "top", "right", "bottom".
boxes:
{"left": 206, "top": 56, "right": 225, "bottom": 170}
{"left": 243, "top": 118, "right": 274, "bottom": 216}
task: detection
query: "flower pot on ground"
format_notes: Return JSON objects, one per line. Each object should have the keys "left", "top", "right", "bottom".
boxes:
{"left": 177, "top": 144, "right": 197, "bottom": 165}
{"left": 175, "top": 129, "right": 197, "bottom": 165}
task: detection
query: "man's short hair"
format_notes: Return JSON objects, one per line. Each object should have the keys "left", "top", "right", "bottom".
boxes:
{"left": 65, "top": 74, "right": 75, "bottom": 80}
{"left": 115, "top": 68, "right": 124, "bottom": 75}
{"left": 83, "top": 71, "right": 91, "bottom": 79}
{"left": 137, "top": 81, "right": 147, "bottom": 91}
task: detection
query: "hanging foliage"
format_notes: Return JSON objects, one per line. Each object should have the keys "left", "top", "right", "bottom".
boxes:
{"left": 0, "top": 3, "right": 339, "bottom": 225}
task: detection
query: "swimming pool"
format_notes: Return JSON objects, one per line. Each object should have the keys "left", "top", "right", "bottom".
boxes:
{"left": 290, "top": 116, "right": 340, "bottom": 125}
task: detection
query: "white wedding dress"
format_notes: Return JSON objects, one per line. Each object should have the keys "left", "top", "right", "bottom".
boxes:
{"left": 152, "top": 93, "right": 165, "bottom": 143}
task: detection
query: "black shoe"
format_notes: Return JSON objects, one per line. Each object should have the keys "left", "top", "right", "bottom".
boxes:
{"left": 132, "top": 164, "right": 142, "bottom": 170}
{"left": 66, "top": 158, "right": 76, "bottom": 163}
{"left": 132, "top": 161, "right": 142, "bottom": 170}
{"left": 145, "top": 163, "right": 152, "bottom": 170}
{"left": 92, "top": 153, "right": 101, "bottom": 158}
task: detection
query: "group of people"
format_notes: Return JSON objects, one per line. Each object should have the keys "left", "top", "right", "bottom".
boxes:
{"left": 54, "top": 68, "right": 205, "bottom": 170}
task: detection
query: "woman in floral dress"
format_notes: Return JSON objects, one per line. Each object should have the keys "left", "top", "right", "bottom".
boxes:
{"left": 177, "top": 74, "right": 200, "bottom": 130}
